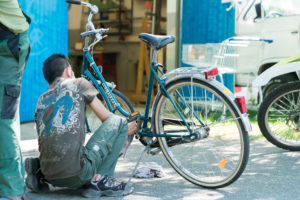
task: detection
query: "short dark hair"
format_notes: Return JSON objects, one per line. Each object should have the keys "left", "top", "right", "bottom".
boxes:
{"left": 43, "top": 54, "right": 72, "bottom": 84}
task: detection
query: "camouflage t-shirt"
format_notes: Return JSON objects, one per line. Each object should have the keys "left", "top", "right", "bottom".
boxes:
{"left": 35, "top": 77, "right": 98, "bottom": 180}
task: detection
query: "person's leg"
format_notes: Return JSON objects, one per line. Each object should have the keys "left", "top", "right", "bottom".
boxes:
{"left": 29, "top": 116, "right": 128, "bottom": 192}
{"left": 0, "top": 30, "right": 30, "bottom": 197}
{"left": 0, "top": 138, "right": 25, "bottom": 197}
{"left": 84, "top": 115, "right": 128, "bottom": 177}
{"left": 97, "top": 117, "right": 128, "bottom": 176}
{"left": 0, "top": 98, "right": 25, "bottom": 196}
{"left": 81, "top": 115, "right": 133, "bottom": 198}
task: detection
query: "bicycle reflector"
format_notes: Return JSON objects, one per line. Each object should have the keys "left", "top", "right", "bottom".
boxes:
{"left": 204, "top": 68, "right": 219, "bottom": 79}
{"left": 236, "top": 96, "right": 247, "bottom": 113}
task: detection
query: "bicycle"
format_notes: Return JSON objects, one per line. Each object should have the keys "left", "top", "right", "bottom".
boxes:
{"left": 66, "top": 0, "right": 251, "bottom": 188}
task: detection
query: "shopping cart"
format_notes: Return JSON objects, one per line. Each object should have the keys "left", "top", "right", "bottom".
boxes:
{"left": 182, "top": 36, "right": 272, "bottom": 103}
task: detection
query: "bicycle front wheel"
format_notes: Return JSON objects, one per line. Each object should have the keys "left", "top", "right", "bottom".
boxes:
{"left": 152, "top": 78, "right": 249, "bottom": 188}
{"left": 258, "top": 81, "right": 300, "bottom": 150}
{"left": 86, "top": 89, "right": 134, "bottom": 133}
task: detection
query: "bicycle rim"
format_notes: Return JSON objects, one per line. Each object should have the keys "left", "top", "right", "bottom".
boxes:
{"left": 262, "top": 85, "right": 300, "bottom": 149}
{"left": 153, "top": 78, "right": 249, "bottom": 188}
{"left": 86, "top": 89, "right": 134, "bottom": 132}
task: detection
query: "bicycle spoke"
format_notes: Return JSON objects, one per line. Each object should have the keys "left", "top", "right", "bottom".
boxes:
{"left": 208, "top": 116, "right": 241, "bottom": 127}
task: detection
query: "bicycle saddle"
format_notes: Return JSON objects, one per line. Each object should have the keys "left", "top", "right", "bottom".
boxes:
{"left": 138, "top": 33, "right": 175, "bottom": 50}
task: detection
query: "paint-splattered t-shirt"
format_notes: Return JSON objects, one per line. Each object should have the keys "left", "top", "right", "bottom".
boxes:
{"left": 35, "top": 77, "right": 98, "bottom": 180}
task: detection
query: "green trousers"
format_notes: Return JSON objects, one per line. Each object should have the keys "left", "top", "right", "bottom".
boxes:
{"left": 0, "top": 25, "right": 30, "bottom": 197}
{"left": 48, "top": 115, "right": 128, "bottom": 189}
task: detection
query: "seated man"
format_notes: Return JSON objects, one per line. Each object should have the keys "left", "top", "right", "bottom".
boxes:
{"left": 25, "top": 54, "right": 137, "bottom": 197}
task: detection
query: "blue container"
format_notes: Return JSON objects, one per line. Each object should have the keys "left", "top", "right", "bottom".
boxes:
{"left": 181, "top": 0, "right": 235, "bottom": 44}
{"left": 180, "top": 0, "right": 235, "bottom": 93}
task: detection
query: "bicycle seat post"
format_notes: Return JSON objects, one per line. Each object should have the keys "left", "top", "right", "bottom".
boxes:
{"left": 152, "top": 49, "right": 158, "bottom": 64}
{"left": 83, "top": 37, "right": 90, "bottom": 51}
{"left": 83, "top": 16, "right": 94, "bottom": 51}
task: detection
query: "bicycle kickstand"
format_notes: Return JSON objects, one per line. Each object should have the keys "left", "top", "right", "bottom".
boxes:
{"left": 126, "top": 144, "right": 150, "bottom": 186}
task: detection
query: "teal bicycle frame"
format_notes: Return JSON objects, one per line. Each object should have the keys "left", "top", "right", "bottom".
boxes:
{"left": 82, "top": 49, "right": 204, "bottom": 139}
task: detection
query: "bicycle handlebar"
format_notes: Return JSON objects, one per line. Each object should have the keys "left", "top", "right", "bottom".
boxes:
{"left": 67, "top": 0, "right": 104, "bottom": 49}
{"left": 80, "top": 28, "right": 109, "bottom": 38}
{"left": 66, "top": 0, "right": 81, "bottom": 5}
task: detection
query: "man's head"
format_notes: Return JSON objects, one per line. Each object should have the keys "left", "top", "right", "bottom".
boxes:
{"left": 43, "top": 54, "right": 73, "bottom": 85}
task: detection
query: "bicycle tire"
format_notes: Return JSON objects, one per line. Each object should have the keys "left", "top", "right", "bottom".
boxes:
{"left": 257, "top": 81, "right": 300, "bottom": 151}
{"left": 86, "top": 89, "right": 134, "bottom": 133}
{"left": 152, "top": 77, "right": 249, "bottom": 188}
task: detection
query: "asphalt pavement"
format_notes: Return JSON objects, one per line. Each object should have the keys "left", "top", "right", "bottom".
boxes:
{"left": 20, "top": 122, "right": 300, "bottom": 200}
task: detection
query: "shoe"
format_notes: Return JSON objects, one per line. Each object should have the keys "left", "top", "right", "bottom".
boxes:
{"left": 24, "top": 157, "right": 48, "bottom": 193}
{"left": 81, "top": 175, "right": 134, "bottom": 198}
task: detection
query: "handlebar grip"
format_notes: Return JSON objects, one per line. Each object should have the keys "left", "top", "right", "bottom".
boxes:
{"left": 80, "top": 31, "right": 96, "bottom": 38}
{"left": 66, "top": 0, "right": 81, "bottom": 5}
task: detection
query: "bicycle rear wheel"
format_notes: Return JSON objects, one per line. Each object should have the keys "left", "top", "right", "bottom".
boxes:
{"left": 86, "top": 89, "right": 134, "bottom": 132}
{"left": 152, "top": 78, "right": 249, "bottom": 188}
{"left": 258, "top": 81, "right": 300, "bottom": 150}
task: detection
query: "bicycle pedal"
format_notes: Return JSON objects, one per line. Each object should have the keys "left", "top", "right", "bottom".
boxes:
{"left": 127, "top": 112, "right": 140, "bottom": 122}
{"left": 127, "top": 112, "right": 142, "bottom": 138}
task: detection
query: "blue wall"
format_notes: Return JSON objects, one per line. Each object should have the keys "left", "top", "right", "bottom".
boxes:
{"left": 18, "top": 1, "right": 68, "bottom": 122}
{"left": 181, "top": 0, "right": 235, "bottom": 46}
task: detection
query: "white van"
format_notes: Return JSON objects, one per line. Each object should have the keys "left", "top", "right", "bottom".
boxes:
{"left": 235, "top": 0, "right": 300, "bottom": 95}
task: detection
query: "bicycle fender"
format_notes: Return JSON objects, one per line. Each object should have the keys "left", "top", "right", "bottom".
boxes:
{"left": 160, "top": 67, "right": 237, "bottom": 101}
{"left": 158, "top": 67, "right": 252, "bottom": 132}
{"left": 252, "top": 61, "right": 300, "bottom": 87}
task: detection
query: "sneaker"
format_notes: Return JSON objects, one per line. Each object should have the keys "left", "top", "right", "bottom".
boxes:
{"left": 24, "top": 157, "right": 48, "bottom": 193}
{"left": 81, "top": 175, "right": 134, "bottom": 198}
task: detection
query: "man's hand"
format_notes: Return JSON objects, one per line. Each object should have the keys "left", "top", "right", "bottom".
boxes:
{"left": 128, "top": 121, "right": 137, "bottom": 136}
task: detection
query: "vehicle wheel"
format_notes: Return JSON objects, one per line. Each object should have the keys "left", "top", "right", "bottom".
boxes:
{"left": 86, "top": 89, "right": 134, "bottom": 133}
{"left": 258, "top": 81, "right": 300, "bottom": 150}
{"left": 152, "top": 78, "right": 249, "bottom": 188}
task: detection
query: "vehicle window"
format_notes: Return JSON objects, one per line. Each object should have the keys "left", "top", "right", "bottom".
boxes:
{"left": 263, "top": 0, "right": 300, "bottom": 18}
{"left": 244, "top": 0, "right": 261, "bottom": 21}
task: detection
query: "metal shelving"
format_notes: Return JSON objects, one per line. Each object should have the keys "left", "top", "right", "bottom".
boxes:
{"left": 90, "top": 0, "right": 133, "bottom": 35}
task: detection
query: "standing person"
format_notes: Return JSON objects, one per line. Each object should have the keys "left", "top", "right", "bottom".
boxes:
{"left": 25, "top": 54, "right": 137, "bottom": 198}
{"left": 0, "top": 0, "right": 30, "bottom": 199}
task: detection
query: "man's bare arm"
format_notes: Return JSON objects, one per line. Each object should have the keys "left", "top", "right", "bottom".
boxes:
{"left": 89, "top": 96, "right": 137, "bottom": 135}
{"left": 88, "top": 97, "right": 113, "bottom": 122}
